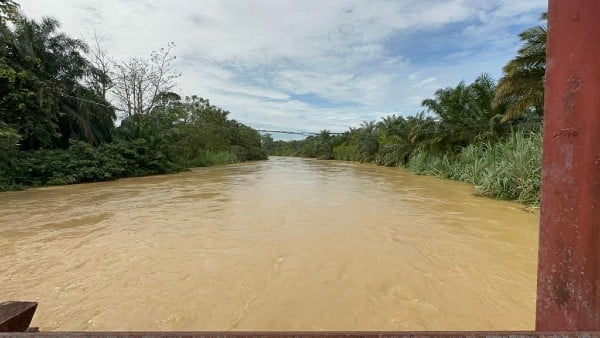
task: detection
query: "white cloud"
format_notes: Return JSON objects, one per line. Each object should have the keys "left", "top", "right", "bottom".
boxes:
{"left": 491, "top": 0, "right": 547, "bottom": 18}
{"left": 17, "top": 0, "right": 547, "bottom": 139}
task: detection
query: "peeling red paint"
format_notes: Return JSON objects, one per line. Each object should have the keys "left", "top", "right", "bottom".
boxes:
{"left": 552, "top": 128, "right": 578, "bottom": 139}
{"left": 536, "top": 0, "right": 600, "bottom": 331}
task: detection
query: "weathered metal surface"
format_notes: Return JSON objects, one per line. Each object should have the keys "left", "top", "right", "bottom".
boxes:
{"left": 0, "top": 301, "right": 37, "bottom": 332}
{"left": 0, "top": 332, "right": 598, "bottom": 338}
{"left": 536, "top": 0, "right": 600, "bottom": 331}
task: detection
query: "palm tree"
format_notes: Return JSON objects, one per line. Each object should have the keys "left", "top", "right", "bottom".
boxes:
{"left": 465, "top": 73, "right": 506, "bottom": 139}
{"left": 420, "top": 80, "right": 471, "bottom": 151}
{"left": 406, "top": 111, "right": 437, "bottom": 154}
{"left": 3, "top": 16, "right": 115, "bottom": 148}
{"left": 377, "top": 114, "right": 405, "bottom": 142}
{"left": 421, "top": 73, "right": 505, "bottom": 151}
{"left": 375, "top": 114, "right": 412, "bottom": 166}
{"left": 0, "top": 0, "right": 18, "bottom": 24}
{"left": 358, "top": 120, "right": 379, "bottom": 162}
{"left": 494, "top": 13, "right": 547, "bottom": 121}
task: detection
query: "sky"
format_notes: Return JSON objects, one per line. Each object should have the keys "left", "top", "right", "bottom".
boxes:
{"left": 18, "top": 0, "right": 547, "bottom": 139}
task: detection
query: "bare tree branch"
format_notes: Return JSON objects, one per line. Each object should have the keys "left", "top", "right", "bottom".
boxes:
{"left": 111, "top": 42, "right": 180, "bottom": 117}
{"left": 87, "top": 32, "right": 114, "bottom": 100}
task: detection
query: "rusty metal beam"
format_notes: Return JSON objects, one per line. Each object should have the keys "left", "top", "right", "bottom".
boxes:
{"left": 536, "top": 0, "right": 600, "bottom": 331}
{"left": 0, "top": 301, "right": 37, "bottom": 332}
{"left": 0, "top": 332, "right": 598, "bottom": 338}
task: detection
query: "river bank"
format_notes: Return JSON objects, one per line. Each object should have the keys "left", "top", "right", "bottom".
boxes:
{"left": 266, "top": 128, "right": 542, "bottom": 208}
{"left": 0, "top": 99, "right": 268, "bottom": 192}
{"left": 0, "top": 142, "right": 267, "bottom": 192}
{"left": 408, "top": 130, "right": 541, "bottom": 207}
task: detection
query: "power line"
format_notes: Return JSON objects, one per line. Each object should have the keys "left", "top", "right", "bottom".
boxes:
{"left": 255, "top": 129, "right": 345, "bottom": 136}
{"left": 54, "top": 89, "right": 344, "bottom": 136}
{"left": 255, "top": 130, "right": 314, "bottom": 136}
{"left": 53, "top": 89, "right": 543, "bottom": 138}
{"left": 57, "top": 91, "right": 123, "bottom": 111}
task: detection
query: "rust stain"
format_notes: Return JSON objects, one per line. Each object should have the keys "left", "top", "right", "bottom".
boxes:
{"left": 564, "top": 76, "right": 583, "bottom": 114}
{"left": 552, "top": 128, "right": 578, "bottom": 139}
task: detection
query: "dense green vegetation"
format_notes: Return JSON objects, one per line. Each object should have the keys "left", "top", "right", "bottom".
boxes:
{"left": 0, "top": 2, "right": 265, "bottom": 191}
{"left": 407, "top": 130, "right": 541, "bottom": 206}
{"left": 1, "top": 1, "right": 547, "bottom": 205}
{"left": 264, "top": 14, "right": 547, "bottom": 207}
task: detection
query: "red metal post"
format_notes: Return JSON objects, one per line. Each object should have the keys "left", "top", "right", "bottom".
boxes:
{"left": 536, "top": 0, "right": 600, "bottom": 331}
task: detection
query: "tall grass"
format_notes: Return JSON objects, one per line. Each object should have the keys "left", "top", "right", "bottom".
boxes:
{"left": 408, "top": 129, "right": 542, "bottom": 206}
{"left": 186, "top": 150, "right": 239, "bottom": 167}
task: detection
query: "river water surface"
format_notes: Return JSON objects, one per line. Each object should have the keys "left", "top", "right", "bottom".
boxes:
{"left": 0, "top": 157, "right": 539, "bottom": 331}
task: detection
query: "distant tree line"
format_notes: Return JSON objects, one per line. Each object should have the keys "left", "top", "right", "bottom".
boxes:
{"left": 264, "top": 13, "right": 547, "bottom": 206}
{"left": 0, "top": 1, "right": 266, "bottom": 190}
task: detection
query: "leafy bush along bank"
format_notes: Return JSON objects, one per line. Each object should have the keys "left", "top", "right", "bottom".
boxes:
{"left": 0, "top": 98, "right": 267, "bottom": 191}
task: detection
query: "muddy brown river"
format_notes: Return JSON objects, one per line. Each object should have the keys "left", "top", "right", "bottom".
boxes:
{"left": 0, "top": 157, "right": 539, "bottom": 331}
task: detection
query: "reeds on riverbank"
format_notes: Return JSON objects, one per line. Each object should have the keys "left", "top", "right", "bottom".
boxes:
{"left": 408, "top": 129, "right": 542, "bottom": 206}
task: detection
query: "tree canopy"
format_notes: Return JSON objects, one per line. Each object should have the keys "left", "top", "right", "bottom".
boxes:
{"left": 0, "top": 11, "right": 266, "bottom": 191}
{"left": 494, "top": 13, "right": 547, "bottom": 121}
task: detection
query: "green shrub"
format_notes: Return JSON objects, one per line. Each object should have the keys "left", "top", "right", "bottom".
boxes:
{"left": 333, "top": 144, "right": 360, "bottom": 161}
{"left": 375, "top": 143, "right": 406, "bottom": 167}
{"left": 473, "top": 130, "right": 542, "bottom": 205}
{"left": 187, "top": 150, "right": 238, "bottom": 167}
{"left": 407, "top": 129, "right": 542, "bottom": 206}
